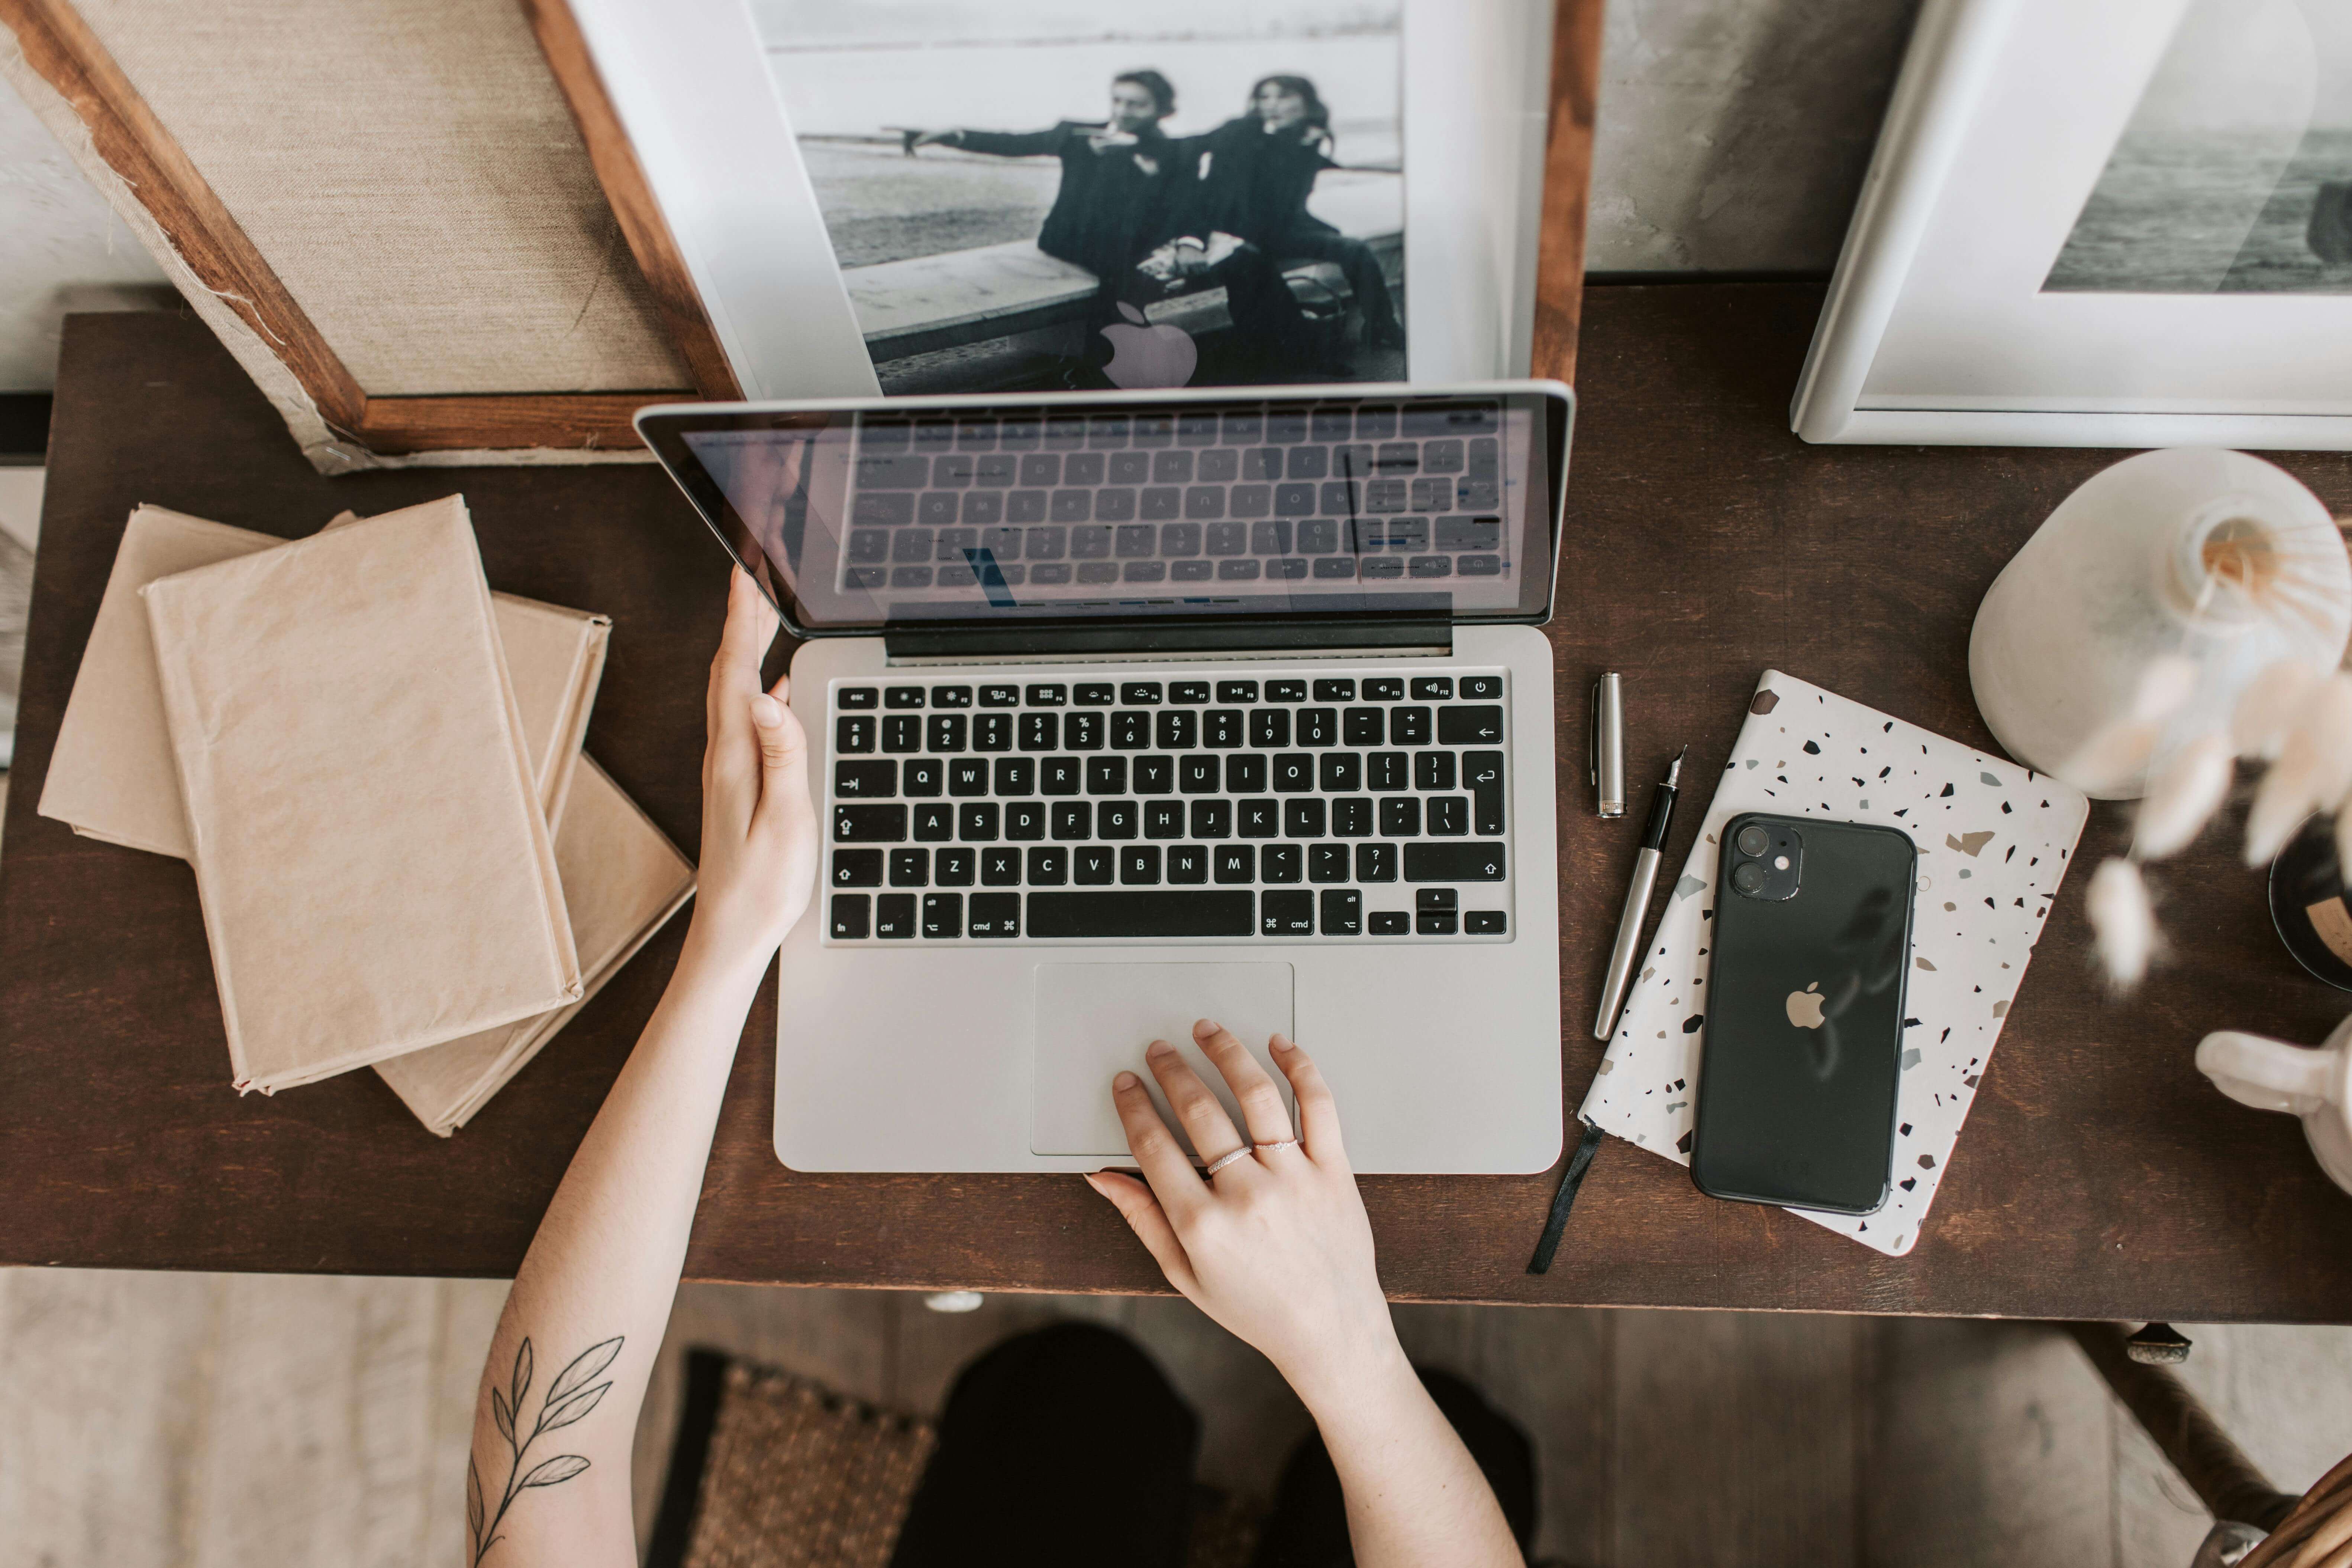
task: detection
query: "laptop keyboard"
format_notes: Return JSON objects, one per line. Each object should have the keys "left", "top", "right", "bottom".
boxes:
{"left": 823, "top": 671, "right": 1513, "bottom": 943}
{"left": 837, "top": 402, "right": 1511, "bottom": 594}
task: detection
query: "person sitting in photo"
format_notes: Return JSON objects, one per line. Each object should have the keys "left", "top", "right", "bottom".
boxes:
{"left": 906, "top": 69, "right": 1184, "bottom": 290}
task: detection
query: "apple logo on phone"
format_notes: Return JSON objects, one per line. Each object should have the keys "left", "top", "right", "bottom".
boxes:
{"left": 1785, "top": 982, "right": 1826, "bottom": 1030}
{"left": 1101, "top": 301, "right": 1198, "bottom": 389}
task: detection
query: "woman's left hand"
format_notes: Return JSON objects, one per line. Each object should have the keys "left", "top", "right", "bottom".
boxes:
{"left": 680, "top": 568, "right": 819, "bottom": 980}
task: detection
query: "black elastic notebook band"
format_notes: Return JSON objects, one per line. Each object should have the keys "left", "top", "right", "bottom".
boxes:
{"left": 1526, "top": 1118, "right": 1606, "bottom": 1275}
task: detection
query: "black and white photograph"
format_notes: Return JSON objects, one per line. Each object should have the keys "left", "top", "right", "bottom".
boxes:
{"left": 2044, "top": 0, "right": 2352, "bottom": 295}
{"left": 754, "top": 0, "right": 1406, "bottom": 394}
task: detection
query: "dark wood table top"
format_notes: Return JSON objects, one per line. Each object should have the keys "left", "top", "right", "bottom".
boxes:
{"left": 6, "top": 294, "right": 2349, "bottom": 1321}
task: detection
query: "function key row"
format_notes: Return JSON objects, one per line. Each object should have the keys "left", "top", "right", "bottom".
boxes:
{"left": 855, "top": 403, "right": 1501, "bottom": 456}
{"left": 837, "top": 675, "right": 1500, "bottom": 712}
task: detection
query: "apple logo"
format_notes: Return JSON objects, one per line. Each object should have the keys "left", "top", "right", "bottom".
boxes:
{"left": 1101, "top": 300, "right": 1197, "bottom": 389}
{"left": 1785, "top": 981, "right": 1826, "bottom": 1030}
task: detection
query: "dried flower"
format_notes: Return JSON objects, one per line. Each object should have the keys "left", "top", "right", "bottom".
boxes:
{"left": 2230, "top": 658, "right": 2324, "bottom": 761}
{"left": 2247, "top": 673, "right": 2352, "bottom": 867}
{"left": 2133, "top": 732, "right": 2234, "bottom": 860}
{"left": 2088, "top": 857, "right": 2157, "bottom": 988}
{"left": 2062, "top": 655, "right": 2203, "bottom": 794}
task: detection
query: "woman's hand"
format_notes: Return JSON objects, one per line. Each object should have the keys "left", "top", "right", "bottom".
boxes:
{"left": 679, "top": 569, "right": 819, "bottom": 982}
{"left": 904, "top": 128, "right": 959, "bottom": 153}
{"left": 1085, "top": 1024, "right": 1405, "bottom": 1408}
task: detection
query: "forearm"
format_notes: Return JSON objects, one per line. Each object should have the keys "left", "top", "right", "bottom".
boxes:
{"left": 465, "top": 936, "right": 765, "bottom": 1566}
{"left": 1298, "top": 1340, "right": 1524, "bottom": 1568}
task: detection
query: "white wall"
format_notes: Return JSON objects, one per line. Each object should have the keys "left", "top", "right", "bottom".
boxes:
{"left": 0, "top": 70, "right": 172, "bottom": 393}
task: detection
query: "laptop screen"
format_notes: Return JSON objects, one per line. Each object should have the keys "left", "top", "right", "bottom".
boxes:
{"left": 640, "top": 386, "right": 1569, "bottom": 636}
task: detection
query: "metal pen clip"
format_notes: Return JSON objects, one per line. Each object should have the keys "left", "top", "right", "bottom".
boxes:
{"left": 1591, "top": 672, "right": 1625, "bottom": 818}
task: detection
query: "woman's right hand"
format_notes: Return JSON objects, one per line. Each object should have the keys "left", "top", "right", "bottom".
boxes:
{"left": 905, "top": 128, "right": 958, "bottom": 153}
{"left": 1084, "top": 1024, "right": 1406, "bottom": 1409}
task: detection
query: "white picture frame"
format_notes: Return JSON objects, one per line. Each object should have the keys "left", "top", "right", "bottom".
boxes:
{"left": 1793, "top": 0, "right": 2352, "bottom": 450}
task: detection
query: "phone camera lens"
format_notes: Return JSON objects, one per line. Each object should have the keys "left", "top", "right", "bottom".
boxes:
{"left": 1732, "top": 861, "right": 1767, "bottom": 895}
{"left": 1735, "top": 825, "right": 1770, "bottom": 856}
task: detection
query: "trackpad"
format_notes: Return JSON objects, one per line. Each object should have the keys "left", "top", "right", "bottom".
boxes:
{"left": 1031, "top": 962, "right": 1295, "bottom": 1157}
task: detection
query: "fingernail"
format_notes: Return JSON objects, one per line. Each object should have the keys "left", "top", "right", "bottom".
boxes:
{"left": 1195, "top": 1018, "right": 1221, "bottom": 1035}
{"left": 751, "top": 694, "right": 784, "bottom": 729}
{"left": 1270, "top": 1033, "right": 1294, "bottom": 1052}
{"left": 1145, "top": 1040, "right": 1173, "bottom": 1058}
{"left": 1114, "top": 1071, "right": 1140, "bottom": 1090}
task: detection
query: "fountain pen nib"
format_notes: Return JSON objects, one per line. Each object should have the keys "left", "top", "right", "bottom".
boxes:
{"left": 1665, "top": 746, "right": 1686, "bottom": 787}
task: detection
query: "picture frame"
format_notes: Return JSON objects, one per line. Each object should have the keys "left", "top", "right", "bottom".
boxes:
{"left": 1793, "top": 0, "right": 2352, "bottom": 450}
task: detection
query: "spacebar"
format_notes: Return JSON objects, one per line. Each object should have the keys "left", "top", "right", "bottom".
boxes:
{"left": 1026, "top": 891, "right": 1255, "bottom": 938}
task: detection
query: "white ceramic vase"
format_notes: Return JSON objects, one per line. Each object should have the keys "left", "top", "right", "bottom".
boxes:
{"left": 1969, "top": 448, "right": 2351, "bottom": 800}
{"left": 2197, "top": 1019, "right": 2352, "bottom": 1197}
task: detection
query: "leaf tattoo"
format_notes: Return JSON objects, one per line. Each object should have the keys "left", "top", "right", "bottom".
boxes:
{"left": 469, "top": 1334, "right": 624, "bottom": 1565}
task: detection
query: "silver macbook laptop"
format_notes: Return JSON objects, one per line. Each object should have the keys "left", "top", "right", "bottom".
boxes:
{"left": 637, "top": 381, "right": 1569, "bottom": 1174}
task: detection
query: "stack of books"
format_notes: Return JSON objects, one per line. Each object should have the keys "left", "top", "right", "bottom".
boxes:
{"left": 37, "top": 496, "right": 696, "bottom": 1135}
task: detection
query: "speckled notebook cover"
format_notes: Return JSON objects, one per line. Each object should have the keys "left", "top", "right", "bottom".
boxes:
{"left": 1580, "top": 671, "right": 2090, "bottom": 1256}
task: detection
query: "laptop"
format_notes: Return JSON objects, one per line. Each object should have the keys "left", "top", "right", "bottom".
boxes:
{"left": 636, "top": 381, "right": 1570, "bottom": 1174}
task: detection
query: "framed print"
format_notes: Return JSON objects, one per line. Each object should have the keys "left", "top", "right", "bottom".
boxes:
{"left": 1793, "top": 0, "right": 2352, "bottom": 449}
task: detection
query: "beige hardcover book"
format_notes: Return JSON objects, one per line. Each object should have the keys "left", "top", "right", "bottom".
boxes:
{"left": 143, "top": 497, "right": 583, "bottom": 1092}
{"left": 375, "top": 756, "right": 696, "bottom": 1135}
{"left": 40, "top": 504, "right": 609, "bottom": 855}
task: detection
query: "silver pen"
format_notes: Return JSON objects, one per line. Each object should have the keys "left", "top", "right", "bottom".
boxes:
{"left": 1592, "top": 747, "right": 1686, "bottom": 1040}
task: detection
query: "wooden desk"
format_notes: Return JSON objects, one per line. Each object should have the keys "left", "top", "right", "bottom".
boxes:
{"left": 5, "top": 293, "right": 2349, "bottom": 1321}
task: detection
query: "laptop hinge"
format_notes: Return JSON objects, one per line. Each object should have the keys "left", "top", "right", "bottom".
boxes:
{"left": 881, "top": 620, "right": 1454, "bottom": 664}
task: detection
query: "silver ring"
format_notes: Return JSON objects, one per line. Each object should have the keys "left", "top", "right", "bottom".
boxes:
{"left": 1256, "top": 1138, "right": 1300, "bottom": 1155}
{"left": 1203, "top": 1146, "right": 1253, "bottom": 1178}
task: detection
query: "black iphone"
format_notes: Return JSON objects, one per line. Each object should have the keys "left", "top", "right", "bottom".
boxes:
{"left": 1690, "top": 812, "right": 1917, "bottom": 1214}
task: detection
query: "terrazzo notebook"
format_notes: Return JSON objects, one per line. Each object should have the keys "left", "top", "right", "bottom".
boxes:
{"left": 1580, "top": 671, "right": 2089, "bottom": 1256}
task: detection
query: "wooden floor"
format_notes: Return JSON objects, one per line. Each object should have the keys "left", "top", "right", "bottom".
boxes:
{"left": 4, "top": 1268, "right": 2350, "bottom": 1567}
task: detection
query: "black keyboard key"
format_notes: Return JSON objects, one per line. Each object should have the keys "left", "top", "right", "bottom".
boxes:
{"left": 922, "top": 893, "right": 962, "bottom": 938}
{"left": 890, "top": 849, "right": 928, "bottom": 886}
{"left": 974, "top": 713, "right": 1013, "bottom": 751}
{"left": 1097, "top": 801, "right": 1139, "bottom": 839}
{"left": 1145, "top": 801, "right": 1184, "bottom": 839}
{"left": 877, "top": 893, "right": 916, "bottom": 938}
{"left": 968, "top": 893, "right": 1020, "bottom": 936}
{"left": 830, "top": 894, "right": 871, "bottom": 941}
{"left": 1075, "top": 683, "right": 1115, "bottom": 706}
{"left": 1415, "top": 752, "right": 1457, "bottom": 791}
{"left": 976, "top": 683, "right": 1017, "bottom": 707}
{"left": 913, "top": 802, "right": 954, "bottom": 841}
{"left": 1262, "top": 844, "right": 1303, "bottom": 883}
{"left": 1179, "top": 755, "right": 1221, "bottom": 794}
{"left": 881, "top": 714, "right": 920, "bottom": 753}
{"left": 1227, "top": 755, "right": 1269, "bottom": 793}
{"left": 1428, "top": 797, "right": 1469, "bottom": 836}
{"left": 1133, "top": 756, "right": 1174, "bottom": 794}
{"left": 1370, "top": 910, "right": 1409, "bottom": 934}
{"left": 1019, "top": 712, "right": 1060, "bottom": 751}
{"left": 1389, "top": 706, "right": 1432, "bottom": 745}
{"left": 1465, "top": 751, "right": 1505, "bottom": 834}
{"left": 834, "top": 805, "right": 906, "bottom": 843}
{"left": 1410, "top": 677, "right": 1453, "bottom": 700}
{"left": 928, "top": 714, "right": 968, "bottom": 751}
{"left": 1168, "top": 845, "right": 1209, "bottom": 883}
{"left": 1005, "top": 801, "right": 1047, "bottom": 840}
{"left": 1356, "top": 843, "right": 1397, "bottom": 882}
{"left": 1204, "top": 709, "right": 1243, "bottom": 748}
{"left": 1028, "top": 846, "right": 1068, "bottom": 885}
{"left": 1250, "top": 709, "right": 1291, "bottom": 748}
{"left": 1260, "top": 890, "right": 1315, "bottom": 936}
{"left": 1121, "top": 846, "right": 1162, "bottom": 884}
{"left": 1112, "top": 711, "right": 1151, "bottom": 749}
{"left": 932, "top": 685, "right": 974, "bottom": 709}
{"left": 1320, "top": 889, "right": 1363, "bottom": 935}
{"left": 935, "top": 848, "right": 976, "bottom": 886}
{"left": 1191, "top": 800, "right": 1232, "bottom": 838}
{"left": 1363, "top": 678, "right": 1405, "bottom": 701}
{"left": 1087, "top": 756, "right": 1128, "bottom": 794}
{"left": 1041, "top": 757, "right": 1081, "bottom": 795}
{"left": 836, "top": 714, "right": 877, "bottom": 754}
{"left": 1313, "top": 679, "right": 1355, "bottom": 701}
{"left": 1214, "top": 845, "right": 1255, "bottom": 883}
{"left": 1416, "top": 910, "right": 1460, "bottom": 936}
{"left": 835, "top": 759, "right": 896, "bottom": 798}
{"left": 1170, "top": 681, "right": 1211, "bottom": 704}
{"left": 1074, "top": 846, "right": 1116, "bottom": 885}
{"left": 903, "top": 758, "right": 944, "bottom": 797}
{"left": 1342, "top": 707, "right": 1384, "bottom": 746}
{"left": 980, "top": 848, "right": 1021, "bottom": 885}
{"left": 885, "top": 686, "right": 926, "bottom": 709}
{"left": 1238, "top": 799, "right": 1279, "bottom": 838}
{"left": 1298, "top": 708, "right": 1339, "bottom": 746}
{"left": 1066, "top": 712, "right": 1104, "bottom": 750}
{"left": 1267, "top": 680, "right": 1307, "bottom": 703}
{"left": 1319, "top": 753, "right": 1361, "bottom": 792}
{"left": 1418, "top": 888, "right": 1459, "bottom": 911}
{"left": 839, "top": 686, "right": 879, "bottom": 710}
{"left": 831, "top": 849, "right": 884, "bottom": 887}
{"left": 948, "top": 758, "right": 989, "bottom": 796}
{"left": 1379, "top": 797, "right": 1421, "bottom": 836}
{"left": 1439, "top": 706, "right": 1504, "bottom": 745}
{"left": 1285, "top": 799, "right": 1327, "bottom": 838}
{"left": 994, "top": 757, "right": 1035, "bottom": 796}
{"left": 1052, "top": 802, "right": 1092, "bottom": 840}
{"left": 1466, "top": 910, "right": 1507, "bottom": 934}
{"left": 1406, "top": 843, "right": 1506, "bottom": 881}
{"left": 1271, "top": 754, "right": 1314, "bottom": 792}
{"left": 1027, "top": 683, "right": 1068, "bottom": 706}
{"left": 1332, "top": 798, "right": 1372, "bottom": 837}
{"left": 1030, "top": 890, "right": 1253, "bottom": 938}
{"left": 1155, "top": 710, "right": 1197, "bottom": 749}
{"left": 959, "top": 804, "right": 1000, "bottom": 841}
{"left": 1369, "top": 751, "right": 1407, "bottom": 791}
{"left": 1121, "top": 681, "right": 1164, "bottom": 705}
{"left": 1309, "top": 845, "right": 1350, "bottom": 883}
{"left": 1460, "top": 675, "right": 1503, "bottom": 698}
{"left": 1217, "top": 680, "right": 1261, "bottom": 703}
